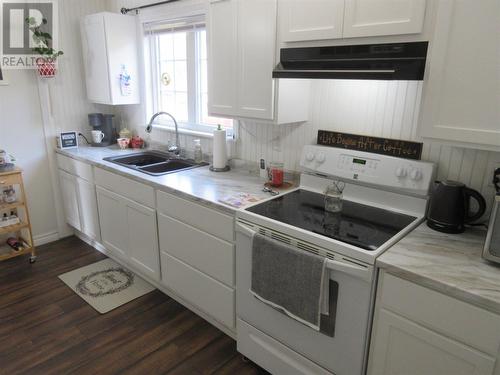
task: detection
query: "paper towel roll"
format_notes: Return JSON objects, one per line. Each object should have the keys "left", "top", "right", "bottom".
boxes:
{"left": 212, "top": 128, "right": 228, "bottom": 169}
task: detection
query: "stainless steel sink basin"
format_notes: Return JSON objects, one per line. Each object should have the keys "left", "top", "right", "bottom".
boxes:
{"left": 104, "top": 151, "right": 207, "bottom": 176}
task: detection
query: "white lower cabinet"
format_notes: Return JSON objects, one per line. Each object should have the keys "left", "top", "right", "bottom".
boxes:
{"left": 96, "top": 186, "right": 160, "bottom": 281}
{"left": 157, "top": 191, "right": 235, "bottom": 330}
{"left": 162, "top": 253, "right": 235, "bottom": 329}
{"left": 76, "top": 178, "right": 101, "bottom": 242}
{"left": 57, "top": 155, "right": 101, "bottom": 241}
{"left": 368, "top": 271, "right": 500, "bottom": 375}
{"left": 59, "top": 169, "right": 82, "bottom": 231}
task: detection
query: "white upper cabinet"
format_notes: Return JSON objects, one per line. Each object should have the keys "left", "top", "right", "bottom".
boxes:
{"left": 278, "top": 0, "right": 426, "bottom": 42}
{"left": 81, "top": 12, "right": 140, "bottom": 105}
{"left": 207, "top": 0, "right": 310, "bottom": 124}
{"left": 207, "top": 0, "right": 238, "bottom": 116}
{"left": 279, "top": 0, "right": 344, "bottom": 42}
{"left": 237, "top": 0, "right": 277, "bottom": 119}
{"left": 418, "top": 0, "right": 500, "bottom": 148}
{"left": 343, "top": 0, "right": 426, "bottom": 38}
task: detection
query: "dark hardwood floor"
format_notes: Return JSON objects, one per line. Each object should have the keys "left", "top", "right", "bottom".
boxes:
{"left": 0, "top": 236, "right": 268, "bottom": 375}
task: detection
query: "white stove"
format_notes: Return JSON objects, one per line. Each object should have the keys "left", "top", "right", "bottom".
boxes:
{"left": 235, "top": 145, "right": 435, "bottom": 375}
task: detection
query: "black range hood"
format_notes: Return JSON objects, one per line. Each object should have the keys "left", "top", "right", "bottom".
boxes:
{"left": 273, "top": 42, "right": 428, "bottom": 81}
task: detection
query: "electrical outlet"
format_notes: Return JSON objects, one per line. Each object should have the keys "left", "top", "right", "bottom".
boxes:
{"left": 485, "top": 159, "right": 500, "bottom": 188}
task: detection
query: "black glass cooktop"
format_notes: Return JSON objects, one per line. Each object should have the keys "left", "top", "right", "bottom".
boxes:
{"left": 247, "top": 189, "right": 417, "bottom": 251}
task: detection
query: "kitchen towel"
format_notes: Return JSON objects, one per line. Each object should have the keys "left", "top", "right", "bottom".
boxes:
{"left": 251, "top": 233, "right": 328, "bottom": 331}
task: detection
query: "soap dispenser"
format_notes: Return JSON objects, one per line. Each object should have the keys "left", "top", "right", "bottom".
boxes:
{"left": 193, "top": 139, "right": 203, "bottom": 163}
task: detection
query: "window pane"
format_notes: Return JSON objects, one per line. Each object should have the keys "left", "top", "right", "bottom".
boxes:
{"left": 173, "top": 32, "right": 187, "bottom": 59}
{"left": 158, "top": 33, "right": 174, "bottom": 61}
{"left": 174, "top": 60, "right": 188, "bottom": 92}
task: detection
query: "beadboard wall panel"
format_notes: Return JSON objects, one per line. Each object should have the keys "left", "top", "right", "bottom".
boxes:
{"left": 237, "top": 80, "right": 500, "bottom": 216}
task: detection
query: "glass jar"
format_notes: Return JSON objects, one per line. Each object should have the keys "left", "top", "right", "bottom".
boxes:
{"left": 268, "top": 162, "right": 284, "bottom": 187}
{"left": 324, "top": 180, "right": 345, "bottom": 213}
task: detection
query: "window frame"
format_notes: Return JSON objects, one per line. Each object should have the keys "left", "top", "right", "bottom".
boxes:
{"left": 143, "top": 14, "right": 233, "bottom": 138}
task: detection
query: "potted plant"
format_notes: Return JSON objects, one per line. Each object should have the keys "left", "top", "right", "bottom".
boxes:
{"left": 25, "top": 17, "right": 63, "bottom": 78}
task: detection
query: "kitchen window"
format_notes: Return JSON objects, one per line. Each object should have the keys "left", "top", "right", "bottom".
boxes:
{"left": 144, "top": 16, "right": 233, "bottom": 136}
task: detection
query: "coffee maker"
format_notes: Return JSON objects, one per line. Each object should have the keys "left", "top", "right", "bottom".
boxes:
{"left": 88, "top": 113, "right": 117, "bottom": 147}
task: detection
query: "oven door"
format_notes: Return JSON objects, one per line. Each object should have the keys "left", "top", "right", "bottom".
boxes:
{"left": 236, "top": 222, "right": 373, "bottom": 375}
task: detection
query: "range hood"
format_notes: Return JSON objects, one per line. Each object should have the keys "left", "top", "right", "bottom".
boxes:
{"left": 273, "top": 42, "right": 428, "bottom": 81}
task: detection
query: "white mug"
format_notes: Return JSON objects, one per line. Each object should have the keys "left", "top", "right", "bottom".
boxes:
{"left": 91, "top": 130, "right": 105, "bottom": 144}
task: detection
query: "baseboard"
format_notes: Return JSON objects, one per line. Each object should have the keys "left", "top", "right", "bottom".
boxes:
{"left": 73, "top": 231, "right": 237, "bottom": 339}
{"left": 33, "top": 231, "right": 59, "bottom": 246}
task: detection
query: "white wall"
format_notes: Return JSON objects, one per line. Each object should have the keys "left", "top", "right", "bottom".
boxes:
{"left": 237, "top": 80, "right": 500, "bottom": 216}
{"left": 0, "top": 70, "right": 57, "bottom": 241}
{"left": 0, "top": 0, "right": 109, "bottom": 243}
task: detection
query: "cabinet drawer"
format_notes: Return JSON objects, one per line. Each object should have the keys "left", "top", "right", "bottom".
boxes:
{"left": 158, "top": 213, "right": 234, "bottom": 286}
{"left": 56, "top": 154, "right": 93, "bottom": 182}
{"left": 237, "top": 319, "right": 331, "bottom": 375}
{"left": 156, "top": 190, "right": 234, "bottom": 242}
{"left": 94, "top": 167, "right": 155, "bottom": 208}
{"left": 379, "top": 272, "right": 500, "bottom": 356}
{"left": 162, "top": 253, "right": 235, "bottom": 329}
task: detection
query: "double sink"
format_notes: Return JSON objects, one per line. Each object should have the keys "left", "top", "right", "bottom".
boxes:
{"left": 104, "top": 151, "right": 208, "bottom": 176}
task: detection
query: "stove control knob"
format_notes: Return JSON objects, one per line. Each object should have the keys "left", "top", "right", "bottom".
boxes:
{"left": 410, "top": 168, "right": 422, "bottom": 181}
{"left": 306, "top": 152, "right": 315, "bottom": 162}
{"left": 316, "top": 153, "right": 326, "bottom": 164}
{"left": 395, "top": 166, "right": 407, "bottom": 178}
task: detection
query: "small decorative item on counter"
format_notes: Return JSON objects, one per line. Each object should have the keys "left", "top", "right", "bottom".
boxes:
{"left": 119, "top": 128, "right": 132, "bottom": 140}
{"left": 130, "top": 136, "right": 144, "bottom": 149}
{"left": 324, "top": 180, "right": 345, "bottom": 213}
{"left": 2, "top": 186, "right": 16, "bottom": 203}
{"left": 117, "top": 137, "right": 130, "bottom": 150}
{"left": 268, "top": 162, "right": 284, "bottom": 187}
{"left": 193, "top": 139, "right": 203, "bottom": 163}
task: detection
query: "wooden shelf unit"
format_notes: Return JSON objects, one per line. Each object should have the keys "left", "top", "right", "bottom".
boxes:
{"left": 0, "top": 168, "right": 36, "bottom": 263}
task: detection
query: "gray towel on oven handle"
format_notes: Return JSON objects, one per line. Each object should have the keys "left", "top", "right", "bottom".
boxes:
{"left": 250, "top": 232, "right": 329, "bottom": 331}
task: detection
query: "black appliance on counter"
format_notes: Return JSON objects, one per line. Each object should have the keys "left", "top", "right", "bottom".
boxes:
{"left": 427, "top": 180, "right": 486, "bottom": 234}
{"left": 88, "top": 113, "right": 117, "bottom": 147}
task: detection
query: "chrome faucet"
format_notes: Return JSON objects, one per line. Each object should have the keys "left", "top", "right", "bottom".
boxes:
{"left": 146, "top": 111, "right": 180, "bottom": 154}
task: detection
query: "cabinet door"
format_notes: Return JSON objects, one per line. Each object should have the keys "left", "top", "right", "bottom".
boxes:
{"left": 207, "top": 0, "right": 238, "bottom": 117}
{"left": 343, "top": 0, "right": 426, "bottom": 38}
{"left": 279, "top": 0, "right": 344, "bottom": 42}
{"left": 96, "top": 187, "right": 128, "bottom": 261}
{"left": 236, "top": 0, "right": 277, "bottom": 120}
{"left": 76, "top": 178, "right": 101, "bottom": 242}
{"left": 81, "top": 14, "right": 111, "bottom": 104}
{"left": 419, "top": 0, "right": 500, "bottom": 147}
{"left": 125, "top": 200, "right": 160, "bottom": 281}
{"left": 369, "top": 309, "right": 496, "bottom": 375}
{"left": 58, "top": 170, "right": 81, "bottom": 231}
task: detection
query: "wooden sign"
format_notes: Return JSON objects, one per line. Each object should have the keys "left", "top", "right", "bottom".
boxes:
{"left": 317, "top": 130, "right": 423, "bottom": 160}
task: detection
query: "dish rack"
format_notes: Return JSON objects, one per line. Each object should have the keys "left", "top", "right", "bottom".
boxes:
{"left": 0, "top": 168, "right": 36, "bottom": 263}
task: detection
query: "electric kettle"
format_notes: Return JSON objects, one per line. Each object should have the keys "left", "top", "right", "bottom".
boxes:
{"left": 427, "top": 180, "right": 486, "bottom": 233}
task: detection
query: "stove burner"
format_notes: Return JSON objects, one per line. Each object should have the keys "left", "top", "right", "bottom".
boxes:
{"left": 247, "top": 189, "right": 416, "bottom": 251}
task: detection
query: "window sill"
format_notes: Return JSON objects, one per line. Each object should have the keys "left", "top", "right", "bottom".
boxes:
{"left": 152, "top": 125, "right": 234, "bottom": 139}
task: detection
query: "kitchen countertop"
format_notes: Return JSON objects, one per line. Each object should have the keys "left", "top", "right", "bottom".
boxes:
{"left": 378, "top": 223, "right": 500, "bottom": 314}
{"left": 55, "top": 146, "right": 284, "bottom": 214}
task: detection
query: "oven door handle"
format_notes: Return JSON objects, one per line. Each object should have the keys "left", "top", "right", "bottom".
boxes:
{"left": 326, "top": 259, "right": 372, "bottom": 283}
